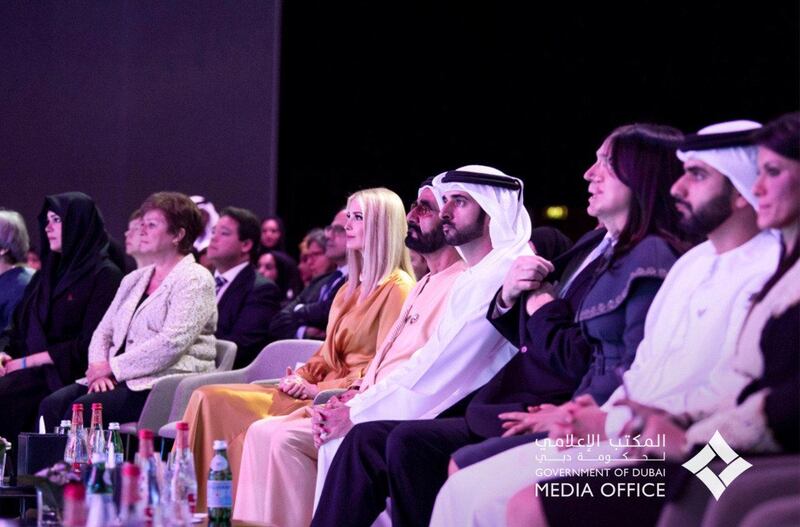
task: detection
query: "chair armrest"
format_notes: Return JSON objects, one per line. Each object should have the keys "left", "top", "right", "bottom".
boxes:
{"left": 250, "top": 378, "right": 281, "bottom": 386}
{"left": 136, "top": 374, "right": 190, "bottom": 433}
{"left": 313, "top": 389, "right": 347, "bottom": 405}
{"left": 167, "top": 370, "right": 250, "bottom": 422}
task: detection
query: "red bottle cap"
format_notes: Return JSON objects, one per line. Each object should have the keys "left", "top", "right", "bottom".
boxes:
{"left": 72, "top": 403, "right": 83, "bottom": 411}
{"left": 63, "top": 482, "right": 85, "bottom": 500}
{"left": 91, "top": 403, "right": 102, "bottom": 410}
{"left": 122, "top": 462, "right": 140, "bottom": 477}
{"left": 176, "top": 422, "right": 189, "bottom": 431}
{"left": 138, "top": 429, "right": 154, "bottom": 440}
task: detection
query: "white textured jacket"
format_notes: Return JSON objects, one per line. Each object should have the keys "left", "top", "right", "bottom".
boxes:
{"left": 87, "top": 254, "right": 217, "bottom": 391}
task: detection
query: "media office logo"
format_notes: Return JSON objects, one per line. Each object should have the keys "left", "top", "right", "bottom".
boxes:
{"left": 681, "top": 430, "right": 752, "bottom": 500}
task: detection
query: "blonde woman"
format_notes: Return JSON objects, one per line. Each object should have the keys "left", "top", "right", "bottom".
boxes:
{"left": 182, "top": 187, "right": 414, "bottom": 511}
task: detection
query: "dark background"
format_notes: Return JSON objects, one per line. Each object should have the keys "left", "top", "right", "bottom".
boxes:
{"left": 2, "top": 1, "right": 798, "bottom": 254}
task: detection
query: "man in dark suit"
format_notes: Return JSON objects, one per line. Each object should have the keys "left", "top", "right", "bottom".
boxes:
{"left": 268, "top": 209, "right": 348, "bottom": 340}
{"left": 208, "top": 207, "right": 281, "bottom": 369}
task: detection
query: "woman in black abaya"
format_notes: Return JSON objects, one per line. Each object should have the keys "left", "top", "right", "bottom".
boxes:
{"left": 0, "top": 192, "right": 122, "bottom": 460}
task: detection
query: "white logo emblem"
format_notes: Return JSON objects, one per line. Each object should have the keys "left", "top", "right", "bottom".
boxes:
{"left": 681, "top": 430, "right": 752, "bottom": 500}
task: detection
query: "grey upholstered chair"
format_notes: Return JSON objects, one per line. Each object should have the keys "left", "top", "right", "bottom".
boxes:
{"left": 158, "top": 339, "right": 320, "bottom": 439}
{"left": 119, "top": 339, "right": 238, "bottom": 438}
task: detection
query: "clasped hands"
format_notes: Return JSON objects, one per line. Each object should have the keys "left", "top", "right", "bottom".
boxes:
{"left": 0, "top": 352, "right": 13, "bottom": 376}
{"left": 499, "top": 255, "right": 557, "bottom": 316}
{"left": 310, "top": 389, "right": 358, "bottom": 448}
{"left": 85, "top": 360, "right": 117, "bottom": 392}
{"left": 278, "top": 367, "right": 320, "bottom": 400}
{"left": 501, "top": 395, "right": 688, "bottom": 459}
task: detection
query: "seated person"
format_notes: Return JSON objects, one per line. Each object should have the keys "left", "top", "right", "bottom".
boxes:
{"left": 0, "top": 210, "right": 34, "bottom": 338}
{"left": 0, "top": 192, "right": 122, "bottom": 458}
{"left": 39, "top": 192, "right": 217, "bottom": 428}
{"left": 268, "top": 210, "right": 348, "bottom": 341}
{"left": 208, "top": 206, "right": 281, "bottom": 369}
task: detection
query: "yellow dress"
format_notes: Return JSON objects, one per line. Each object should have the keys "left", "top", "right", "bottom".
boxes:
{"left": 182, "top": 270, "right": 413, "bottom": 511}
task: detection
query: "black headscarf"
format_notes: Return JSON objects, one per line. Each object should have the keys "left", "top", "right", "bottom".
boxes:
{"left": 23, "top": 192, "right": 111, "bottom": 353}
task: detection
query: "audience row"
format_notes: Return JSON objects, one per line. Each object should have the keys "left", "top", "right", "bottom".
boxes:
{"left": 0, "top": 112, "right": 797, "bottom": 527}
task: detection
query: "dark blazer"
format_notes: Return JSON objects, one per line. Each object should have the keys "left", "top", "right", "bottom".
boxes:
{"left": 0, "top": 266, "right": 33, "bottom": 337}
{"left": 6, "top": 260, "right": 122, "bottom": 388}
{"left": 216, "top": 264, "right": 281, "bottom": 369}
{"left": 268, "top": 270, "right": 346, "bottom": 340}
{"left": 464, "top": 229, "right": 607, "bottom": 438}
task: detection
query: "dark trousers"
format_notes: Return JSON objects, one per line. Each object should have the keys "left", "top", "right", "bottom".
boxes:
{"left": 312, "top": 417, "right": 477, "bottom": 527}
{"left": 0, "top": 366, "right": 59, "bottom": 473}
{"left": 38, "top": 382, "right": 150, "bottom": 431}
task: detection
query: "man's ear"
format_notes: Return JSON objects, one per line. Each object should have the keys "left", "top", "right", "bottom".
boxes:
{"left": 730, "top": 189, "right": 750, "bottom": 211}
{"left": 241, "top": 239, "right": 254, "bottom": 255}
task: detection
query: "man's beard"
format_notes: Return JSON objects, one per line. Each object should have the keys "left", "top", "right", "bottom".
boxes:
{"left": 441, "top": 210, "right": 486, "bottom": 246}
{"left": 676, "top": 192, "right": 733, "bottom": 237}
{"left": 405, "top": 223, "right": 446, "bottom": 253}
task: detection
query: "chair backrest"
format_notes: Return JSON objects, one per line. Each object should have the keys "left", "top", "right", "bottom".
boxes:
{"left": 243, "top": 339, "right": 321, "bottom": 382}
{"left": 214, "top": 339, "right": 237, "bottom": 371}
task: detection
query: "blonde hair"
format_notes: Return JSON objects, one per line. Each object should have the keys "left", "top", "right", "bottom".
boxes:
{"left": 346, "top": 187, "right": 414, "bottom": 302}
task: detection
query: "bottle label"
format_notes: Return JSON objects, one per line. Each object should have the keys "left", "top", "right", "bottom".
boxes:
{"left": 210, "top": 454, "right": 229, "bottom": 471}
{"left": 207, "top": 480, "right": 232, "bottom": 508}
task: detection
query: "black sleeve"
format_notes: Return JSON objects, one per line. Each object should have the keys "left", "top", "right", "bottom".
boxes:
{"left": 525, "top": 298, "right": 593, "bottom": 384}
{"left": 486, "top": 288, "right": 522, "bottom": 348}
{"left": 48, "top": 264, "right": 123, "bottom": 384}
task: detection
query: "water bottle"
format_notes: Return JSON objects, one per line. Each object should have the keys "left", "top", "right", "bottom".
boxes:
{"left": 85, "top": 452, "right": 115, "bottom": 527}
{"left": 167, "top": 422, "right": 198, "bottom": 516}
{"left": 64, "top": 403, "right": 90, "bottom": 473}
{"left": 135, "top": 429, "right": 164, "bottom": 526}
{"left": 107, "top": 422, "right": 125, "bottom": 468}
{"left": 88, "top": 403, "right": 106, "bottom": 460}
{"left": 57, "top": 419, "right": 72, "bottom": 435}
{"left": 118, "top": 462, "right": 147, "bottom": 526}
{"left": 207, "top": 440, "right": 232, "bottom": 526}
{"left": 62, "top": 481, "right": 87, "bottom": 527}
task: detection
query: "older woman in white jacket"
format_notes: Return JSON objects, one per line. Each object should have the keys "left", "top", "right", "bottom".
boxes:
{"left": 40, "top": 192, "right": 217, "bottom": 428}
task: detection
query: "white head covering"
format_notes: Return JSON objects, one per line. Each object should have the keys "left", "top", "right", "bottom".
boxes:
{"left": 676, "top": 120, "right": 762, "bottom": 208}
{"left": 190, "top": 195, "right": 219, "bottom": 252}
{"left": 417, "top": 177, "right": 444, "bottom": 208}
{"left": 432, "top": 164, "right": 532, "bottom": 259}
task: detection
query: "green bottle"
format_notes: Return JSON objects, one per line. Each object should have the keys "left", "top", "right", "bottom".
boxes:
{"left": 106, "top": 422, "right": 124, "bottom": 467}
{"left": 207, "top": 439, "right": 232, "bottom": 526}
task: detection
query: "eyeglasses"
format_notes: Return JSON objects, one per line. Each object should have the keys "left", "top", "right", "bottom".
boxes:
{"left": 409, "top": 201, "right": 435, "bottom": 217}
{"left": 324, "top": 224, "right": 346, "bottom": 236}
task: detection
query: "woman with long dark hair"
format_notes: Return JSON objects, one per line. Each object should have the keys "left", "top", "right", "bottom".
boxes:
{"left": 0, "top": 192, "right": 122, "bottom": 454}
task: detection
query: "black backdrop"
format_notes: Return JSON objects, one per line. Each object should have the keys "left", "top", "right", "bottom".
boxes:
{"left": 2, "top": 1, "right": 798, "bottom": 254}
{"left": 277, "top": 1, "right": 800, "bottom": 246}
{"left": 1, "top": 1, "right": 281, "bottom": 250}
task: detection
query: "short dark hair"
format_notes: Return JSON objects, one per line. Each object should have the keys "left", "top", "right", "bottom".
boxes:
{"left": 220, "top": 206, "right": 261, "bottom": 260}
{"left": 140, "top": 192, "right": 203, "bottom": 255}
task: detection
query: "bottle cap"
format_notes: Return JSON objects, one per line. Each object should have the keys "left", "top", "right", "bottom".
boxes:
{"left": 212, "top": 439, "right": 228, "bottom": 450}
{"left": 60, "top": 420, "right": 71, "bottom": 427}
{"left": 176, "top": 422, "right": 189, "bottom": 431}
{"left": 63, "top": 482, "right": 86, "bottom": 500}
{"left": 122, "top": 462, "right": 140, "bottom": 477}
{"left": 91, "top": 403, "right": 103, "bottom": 410}
{"left": 138, "top": 429, "right": 154, "bottom": 440}
{"left": 72, "top": 403, "right": 83, "bottom": 411}
{"left": 108, "top": 422, "right": 120, "bottom": 430}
